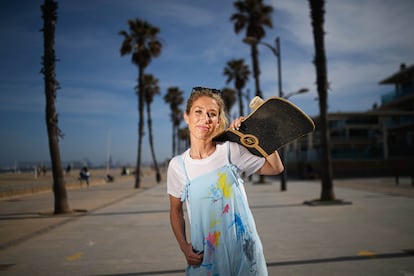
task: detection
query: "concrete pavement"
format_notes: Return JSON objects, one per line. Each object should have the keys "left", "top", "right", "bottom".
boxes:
{"left": 0, "top": 174, "right": 413, "bottom": 275}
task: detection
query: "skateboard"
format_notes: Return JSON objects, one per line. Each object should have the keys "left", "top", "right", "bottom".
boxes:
{"left": 213, "top": 96, "right": 315, "bottom": 157}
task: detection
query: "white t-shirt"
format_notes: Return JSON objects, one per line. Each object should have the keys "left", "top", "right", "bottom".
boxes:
{"left": 167, "top": 141, "right": 265, "bottom": 199}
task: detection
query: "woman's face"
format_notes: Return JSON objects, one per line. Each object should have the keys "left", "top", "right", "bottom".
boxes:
{"left": 184, "top": 96, "right": 220, "bottom": 141}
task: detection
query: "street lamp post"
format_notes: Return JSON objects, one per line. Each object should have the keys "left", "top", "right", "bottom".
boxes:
{"left": 243, "top": 36, "right": 309, "bottom": 191}
{"left": 244, "top": 36, "right": 287, "bottom": 191}
{"left": 273, "top": 37, "right": 288, "bottom": 192}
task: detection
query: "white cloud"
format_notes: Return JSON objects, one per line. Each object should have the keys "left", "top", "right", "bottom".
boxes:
{"left": 266, "top": 0, "right": 413, "bottom": 114}
{"left": 269, "top": 0, "right": 313, "bottom": 46}
{"left": 273, "top": 0, "right": 414, "bottom": 56}
{"left": 325, "top": 1, "right": 414, "bottom": 54}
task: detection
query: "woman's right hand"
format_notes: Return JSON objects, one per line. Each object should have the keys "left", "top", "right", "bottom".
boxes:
{"left": 183, "top": 243, "right": 204, "bottom": 266}
{"left": 229, "top": 116, "right": 245, "bottom": 130}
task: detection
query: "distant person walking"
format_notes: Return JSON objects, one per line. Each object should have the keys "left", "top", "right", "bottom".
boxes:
{"left": 79, "top": 167, "right": 90, "bottom": 187}
{"left": 41, "top": 165, "right": 47, "bottom": 176}
{"left": 65, "top": 164, "right": 71, "bottom": 175}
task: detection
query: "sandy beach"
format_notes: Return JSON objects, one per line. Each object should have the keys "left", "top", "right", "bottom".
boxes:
{"left": 0, "top": 167, "right": 166, "bottom": 199}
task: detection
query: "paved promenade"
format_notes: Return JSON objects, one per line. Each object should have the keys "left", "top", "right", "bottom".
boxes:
{"left": 0, "top": 173, "right": 413, "bottom": 275}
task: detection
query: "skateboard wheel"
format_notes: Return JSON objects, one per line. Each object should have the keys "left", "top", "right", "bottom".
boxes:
{"left": 249, "top": 96, "right": 264, "bottom": 110}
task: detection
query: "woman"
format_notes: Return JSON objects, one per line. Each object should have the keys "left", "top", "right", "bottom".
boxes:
{"left": 167, "top": 87, "right": 284, "bottom": 275}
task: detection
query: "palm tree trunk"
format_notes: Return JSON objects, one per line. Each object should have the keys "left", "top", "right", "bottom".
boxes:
{"left": 47, "top": 112, "right": 70, "bottom": 213}
{"left": 251, "top": 44, "right": 265, "bottom": 183}
{"left": 237, "top": 88, "right": 244, "bottom": 116}
{"left": 251, "top": 44, "right": 262, "bottom": 99}
{"left": 309, "top": 0, "right": 335, "bottom": 200}
{"left": 41, "top": 0, "right": 70, "bottom": 214}
{"left": 171, "top": 124, "right": 175, "bottom": 157}
{"left": 146, "top": 100, "right": 161, "bottom": 183}
{"left": 135, "top": 69, "right": 144, "bottom": 188}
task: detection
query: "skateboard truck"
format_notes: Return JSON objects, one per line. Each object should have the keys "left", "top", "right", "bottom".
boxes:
{"left": 249, "top": 96, "right": 265, "bottom": 111}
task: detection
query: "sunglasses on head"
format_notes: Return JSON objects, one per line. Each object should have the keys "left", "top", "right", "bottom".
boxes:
{"left": 192, "top": 86, "right": 222, "bottom": 95}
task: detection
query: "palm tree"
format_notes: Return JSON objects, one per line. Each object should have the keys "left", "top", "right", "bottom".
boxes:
{"left": 223, "top": 59, "right": 250, "bottom": 116}
{"left": 177, "top": 127, "right": 190, "bottom": 153}
{"left": 119, "top": 18, "right": 162, "bottom": 188}
{"left": 308, "top": 0, "right": 335, "bottom": 201}
{"left": 40, "top": 0, "right": 70, "bottom": 214}
{"left": 141, "top": 74, "right": 162, "bottom": 183}
{"left": 220, "top": 87, "right": 237, "bottom": 118}
{"left": 164, "top": 87, "right": 184, "bottom": 157}
{"left": 230, "top": 0, "right": 273, "bottom": 99}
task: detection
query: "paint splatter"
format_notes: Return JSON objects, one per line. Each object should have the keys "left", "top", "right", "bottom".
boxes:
{"left": 217, "top": 172, "right": 232, "bottom": 198}
{"left": 232, "top": 213, "right": 246, "bottom": 240}
{"left": 358, "top": 250, "right": 376, "bottom": 257}
{"left": 210, "top": 211, "right": 220, "bottom": 228}
{"left": 206, "top": 231, "right": 221, "bottom": 249}
{"left": 222, "top": 203, "right": 230, "bottom": 214}
{"left": 208, "top": 185, "right": 222, "bottom": 201}
{"left": 243, "top": 238, "right": 255, "bottom": 262}
{"left": 65, "top": 252, "right": 82, "bottom": 261}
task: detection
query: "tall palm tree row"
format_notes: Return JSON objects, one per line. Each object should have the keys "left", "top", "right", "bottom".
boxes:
{"left": 142, "top": 74, "right": 162, "bottom": 183}
{"left": 308, "top": 0, "right": 335, "bottom": 201}
{"left": 223, "top": 59, "right": 251, "bottom": 116}
{"left": 164, "top": 87, "right": 184, "bottom": 157}
{"left": 230, "top": 0, "right": 273, "bottom": 99}
{"left": 41, "top": 0, "right": 70, "bottom": 214}
{"left": 119, "top": 18, "right": 162, "bottom": 188}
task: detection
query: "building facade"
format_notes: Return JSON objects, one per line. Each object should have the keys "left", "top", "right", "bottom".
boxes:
{"left": 286, "top": 63, "right": 414, "bottom": 179}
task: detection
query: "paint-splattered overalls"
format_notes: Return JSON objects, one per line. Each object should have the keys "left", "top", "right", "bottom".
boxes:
{"left": 180, "top": 145, "right": 268, "bottom": 275}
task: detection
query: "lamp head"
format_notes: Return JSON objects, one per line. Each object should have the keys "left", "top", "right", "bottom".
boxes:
{"left": 243, "top": 36, "right": 258, "bottom": 45}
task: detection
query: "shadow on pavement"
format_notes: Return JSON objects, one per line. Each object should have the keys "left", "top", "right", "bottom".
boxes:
{"left": 267, "top": 249, "right": 414, "bottom": 267}
{"left": 95, "top": 250, "right": 414, "bottom": 276}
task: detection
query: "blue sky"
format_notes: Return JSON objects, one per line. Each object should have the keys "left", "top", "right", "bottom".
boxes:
{"left": 1, "top": 0, "right": 413, "bottom": 168}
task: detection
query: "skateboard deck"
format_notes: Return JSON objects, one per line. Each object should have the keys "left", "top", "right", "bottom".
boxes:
{"left": 213, "top": 96, "right": 315, "bottom": 157}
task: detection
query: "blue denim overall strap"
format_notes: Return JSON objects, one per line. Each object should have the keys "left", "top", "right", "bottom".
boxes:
{"left": 179, "top": 144, "right": 268, "bottom": 276}
{"left": 179, "top": 155, "right": 190, "bottom": 203}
